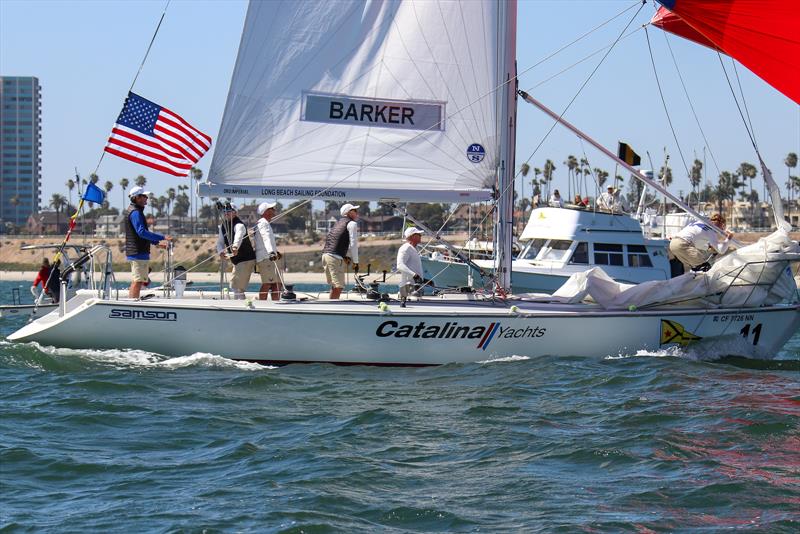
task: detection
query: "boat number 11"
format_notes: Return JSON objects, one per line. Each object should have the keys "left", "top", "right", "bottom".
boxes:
{"left": 739, "top": 323, "right": 762, "bottom": 345}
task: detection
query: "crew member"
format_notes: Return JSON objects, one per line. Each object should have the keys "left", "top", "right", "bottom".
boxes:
{"left": 669, "top": 213, "right": 733, "bottom": 273}
{"left": 322, "top": 203, "right": 359, "bottom": 299}
{"left": 397, "top": 226, "right": 425, "bottom": 298}
{"left": 254, "top": 200, "right": 282, "bottom": 301}
{"left": 125, "top": 186, "right": 171, "bottom": 300}
{"left": 216, "top": 203, "right": 256, "bottom": 300}
{"left": 31, "top": 258, "right": 51, "bottom": 299}
{"left": 548, "top": 190, "right": 563, "bottom": 208}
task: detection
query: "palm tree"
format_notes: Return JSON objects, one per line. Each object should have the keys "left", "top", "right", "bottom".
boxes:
{"left": 542, "top": 160, "right": 556, "bottom": 198}
{"left": 689, "top": 159, "right": 703, "bottom": 209}
{"left": 66, "top": 179, "right": 76, "bottom": 210}
{"left": 135, "top": 174, "right": 147, "bottom": 188}
{"left": 119, "top": 178, "right": 129, "bottom": 210}
{"left": 9, "top": 196, "right": 20, "bottom": 230}
{"left": 103, "top": 181, "right": 114, "bottom": 210}
{"left": 190, "top": 167, "right": 204, "bottom": 234}
{"left": 167, "top": 187, "right": 176, "bottom": 234}
{"left": 564, "top": 155, "right": 577, "bottom": 199}
{"left": 786, "top": 152, "right": 798, "bottom": 223}
{"left": 50, "top": 193, "right": 68, "bottom": 233}
{"left": 737, "top": 162, "right": 757, "bottom": 226}
{"left": 519, "top": 163, "right": 530, "bottom": 218}
{"left": 594, "top": 168, "right": 608, "bottom": 189}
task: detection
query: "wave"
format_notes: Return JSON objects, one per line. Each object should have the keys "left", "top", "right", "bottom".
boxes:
{"left": 2, "top": 340, "right": 272, "bottom": 371}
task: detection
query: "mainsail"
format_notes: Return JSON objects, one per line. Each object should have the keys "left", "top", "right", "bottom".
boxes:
{"left": 202, "top": 0, "right": 505, "bottom": 202}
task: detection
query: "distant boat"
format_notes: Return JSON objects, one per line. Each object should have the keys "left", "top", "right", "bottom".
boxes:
{"left": 8, "top": 0, "right": 799, "bottom": 364}
{"left": 423, "top": 206, "right": 671, "bottom": 293}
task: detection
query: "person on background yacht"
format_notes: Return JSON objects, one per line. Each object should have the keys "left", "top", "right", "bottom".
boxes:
{"left": 254, "top": 200, "right": 282, "bottom": 301}
{"left": 397, "top": 226, "right": 426, "bottom": 298}
{"left": 669, "top": 213, "right": 733, "bottom": 273}
{"left": 31, "top": 258, "right": 52, "bottom": 299}
{"left": 598, "top": 186, "right": 615, "bottom": 211}
{"left": 216, "top": 203, "right": 256, "bottom": 300}
{"left": 125, "top": 186, "right": 171, "bottom": 300}
{"left": 322, "top": 203, "right": 359, "bottom": 299}
{"left": 548, "top": 190, "right": 564, "bottom": 208}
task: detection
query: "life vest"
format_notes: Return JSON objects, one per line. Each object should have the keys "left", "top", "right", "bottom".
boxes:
{"left": 125, "top": 204, "right": 151, "bottom": 257}
{"left": 220, "top": 216, "right": 256, "bottom": 264}
{"left": 323, "top": 217, "right": 350, "bottom": 258}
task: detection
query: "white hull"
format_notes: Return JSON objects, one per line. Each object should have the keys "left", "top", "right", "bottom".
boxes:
{"left": 8, "top": 292, "right": 799, "bottom": 365}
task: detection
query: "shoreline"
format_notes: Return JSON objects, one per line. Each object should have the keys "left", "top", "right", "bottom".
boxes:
{"left": 0, "top": 270, "right": 330, "bottom": 284}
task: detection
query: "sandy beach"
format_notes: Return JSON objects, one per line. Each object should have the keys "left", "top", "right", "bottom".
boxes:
{"left": 0, "top": 270, "right": 330, "bottom": 284}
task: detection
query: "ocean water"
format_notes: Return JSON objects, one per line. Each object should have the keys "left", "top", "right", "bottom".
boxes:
{"left": 1, "top": 280, "right": 798, "bottom": 532}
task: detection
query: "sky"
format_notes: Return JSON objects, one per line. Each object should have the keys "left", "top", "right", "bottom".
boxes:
{"left": 1, "top": 0, "right": 798, "bottom": 213}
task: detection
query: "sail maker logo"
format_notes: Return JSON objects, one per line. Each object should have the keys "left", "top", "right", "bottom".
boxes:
{"left": 302, "top": 92, "right": 445, "bottom": 132}
{"left": 375, "top": 321, "right": 545, "bottom": 351}
{"left": 109, "top": 309, "right": 177, "bottom": 321}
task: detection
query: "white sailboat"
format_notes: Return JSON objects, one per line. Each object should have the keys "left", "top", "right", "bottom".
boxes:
{"left": 8, "top": 0, "right": 799, "bottom": 364}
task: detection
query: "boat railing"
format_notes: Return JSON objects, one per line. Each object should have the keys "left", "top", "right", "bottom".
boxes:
{"left": 58, "top": 244, "right": 114, "bottom": 316}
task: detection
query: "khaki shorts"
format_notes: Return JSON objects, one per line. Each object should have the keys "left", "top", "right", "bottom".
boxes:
{"left": 256, "top": 259, "right": 278, "bottom": 284}
{"left": 230, "top": 259, "right": 255, "bottom": 292}
{"left": 669, "top": 238, "right": 709, "bottom": 272}
{"left": 130, "top": 260, "right": 149, "bottom": 283}
{"left": 322, "top": 253, "right": 345, "bottom": 289}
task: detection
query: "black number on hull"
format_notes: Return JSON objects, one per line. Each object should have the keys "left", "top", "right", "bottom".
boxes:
{"left": 739, "top": 323, "right": 763, "bottom": 345}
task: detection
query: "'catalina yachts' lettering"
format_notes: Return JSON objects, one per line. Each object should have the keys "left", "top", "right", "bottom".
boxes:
{"left": 375, "top": 320, "right": 545, "bottom": 351}
{"left": 109, "top": 309, "right": 177, "bottom": 321}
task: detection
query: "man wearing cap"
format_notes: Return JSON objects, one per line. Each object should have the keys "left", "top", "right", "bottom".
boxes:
{"left": 125, "top": 186, "right": 171, "bottom": 299}
{"left": 254, "top": 200, "right": 282, "bottom": 301}
{"left": 397, "top": 226, "right": 426, "bottom": 298}
{"left": 598, "top": 186, "right": 615, "bottom": 211}
{"left": 322, "top": 203, "right": 359, "bottom": 299}
{"left": 215, "top": 203, "right": 256, "bottom": 299}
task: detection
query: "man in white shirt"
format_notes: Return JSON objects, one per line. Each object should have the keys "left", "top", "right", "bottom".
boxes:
{"left": 396, "top": 226, "right": 425, "bottom": 299}
{"left": 254, "top": 200, "right": 282, "bottom": 301}
{"left": 322, "top": 203, "right": 360, "bottom": 299}
{"left": 598, "top": 186, "right": 615, "bottom": 211}
{"left": 215, "top": 203, "right": 256, "bottom": 299}
{"left": 669, "top": 213, "right": 734, "bottom": 273}
{"left": 548, "top": 189, "right": 564, "bottom": 208}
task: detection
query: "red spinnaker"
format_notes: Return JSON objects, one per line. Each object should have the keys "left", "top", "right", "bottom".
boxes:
{"left": 652, "top": 1, "right": 800, "bottom": 104}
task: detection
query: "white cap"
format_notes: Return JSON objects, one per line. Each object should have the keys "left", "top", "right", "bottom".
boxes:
{"left": 403, "top": 226, "right": 424, "bottom": 239}
{"left": 340, "top": 203, "right": 360, "bottom": 216}
{"left": 221, "top": 202, "right": 238, "bottom": 213}
{"left": 257, "top": 200, "right": 278, "bottom": 215}
{"left": 128, "top": 186, "right": 152, "bottom": 198}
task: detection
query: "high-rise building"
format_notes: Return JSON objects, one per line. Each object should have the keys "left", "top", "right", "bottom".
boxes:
{"left": 1, "top": 76, "right": 42, "bottom": 231}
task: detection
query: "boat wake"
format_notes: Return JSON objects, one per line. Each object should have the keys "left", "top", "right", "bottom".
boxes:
{"left": 4, "top": 341, "right": 271, "bottom": 371}
{"left": 479, "top": 354, "right": 531, "bottom": 364}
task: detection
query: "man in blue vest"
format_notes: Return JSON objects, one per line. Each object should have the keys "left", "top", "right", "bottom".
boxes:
{"left": 322, "top": 203, "right": 359, "bottom": 299}
{"left": 125, "top": 186, "right": 172, "bottom": 299}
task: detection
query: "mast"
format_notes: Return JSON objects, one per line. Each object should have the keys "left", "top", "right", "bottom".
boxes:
{"left": 494, "top": 0, "right": 518, "bottom": 292}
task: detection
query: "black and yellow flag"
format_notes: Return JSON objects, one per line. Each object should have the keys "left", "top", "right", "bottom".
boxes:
{"left": 660, "top": 320, "right": 702, "bottom": 347}
{"left": 617, "top": 142, "right": 641, "bottom": 166}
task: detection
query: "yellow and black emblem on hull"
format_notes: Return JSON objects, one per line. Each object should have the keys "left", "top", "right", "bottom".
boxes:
{"left": 660, "top": 319, "right": 702, "bottom": 347}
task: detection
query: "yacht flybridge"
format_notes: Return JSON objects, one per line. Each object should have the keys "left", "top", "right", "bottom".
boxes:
{"left": 8, "top": 0, "right": 800, "bottom": 363}
{"left": 423, "top": 207, "right": 672, "bottom": 294}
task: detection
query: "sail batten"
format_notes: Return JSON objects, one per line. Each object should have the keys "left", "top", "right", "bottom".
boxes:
{"left": 207, "top": 0, "right": 503, "bottom": 201}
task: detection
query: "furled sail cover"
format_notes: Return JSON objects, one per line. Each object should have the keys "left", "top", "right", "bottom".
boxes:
{"left": 652, "top": 1, "right": 800, "bottom": 104}
{"left": 207, "top": 0, "right": 501, "bottom": 201}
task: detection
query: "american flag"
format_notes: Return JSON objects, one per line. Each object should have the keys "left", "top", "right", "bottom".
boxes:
{"left": 104, "top": 92, "right": 211, "bottom": 177}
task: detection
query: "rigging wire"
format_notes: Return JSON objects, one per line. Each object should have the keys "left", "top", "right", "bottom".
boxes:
{"left": 715, "top": 52, "right": 760, "bottom": 154}
{"left": 643, "top": 26, "right": 690, "bottom": 180}
{"left": 92, "top": 0, "right": 172, "bottom": 176}
{"left": 269, "top": 1, "right": 645, "bottom": 223}
{"left": 514, "top": 1, "right": 647, "bottom": 181}
{"left": 731, "top": 59, "right": 759, "bottom": 151}
{"left": 660, "top": 30, "right": 721, "bottom": 177}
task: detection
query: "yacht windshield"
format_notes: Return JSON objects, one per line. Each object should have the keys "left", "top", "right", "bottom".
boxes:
{"left": 539, "top": 240, "right": 572, "bottom": 262}
{"left": 520, "top": 239, "right": 547, "bottom": 260}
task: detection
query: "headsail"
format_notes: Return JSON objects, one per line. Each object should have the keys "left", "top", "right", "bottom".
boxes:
{"left": 651, "top": 1, "right": 800, "bottom": 104}
{"left": 202, "top": 0, "right": 504, "bottom": 202}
